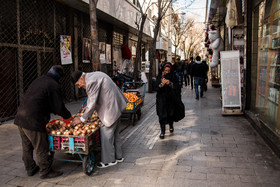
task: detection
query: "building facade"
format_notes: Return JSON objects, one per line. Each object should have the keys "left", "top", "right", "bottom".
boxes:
{"left": 0, "top": 0, "right": 154, "bottom": 122}
{"left": 205, "top": 0, "right": 280, "bottom": 156}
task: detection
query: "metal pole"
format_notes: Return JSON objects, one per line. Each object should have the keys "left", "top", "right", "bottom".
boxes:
{"left": 167, "top": 7, "right": 172, "bottom": 62}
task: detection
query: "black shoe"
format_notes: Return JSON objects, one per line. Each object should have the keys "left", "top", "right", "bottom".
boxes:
{"left": 170, "top": 128, "right": 174, "bottom": 133}
{"left": 40, "top": 170, "right": 63, "bottom": 179}
{"left": 27, "top": 165, "right": 39, "bottom": 176}
{"left": 195, "top": 97, "right": 199, "bottom": 100}
{"left": 159, "top": 134, "right": 165, "bottom": 139}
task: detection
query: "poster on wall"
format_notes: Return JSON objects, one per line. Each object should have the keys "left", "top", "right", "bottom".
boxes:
{"left": 99, "top": 42, "right": 106, "bottom": 64}
{"left": 141, "top": 61, "right": 150, "bottom": 72}
{"left": 106, "top": 44, "right": 111, "bottom": 64}
{"left": 82, "top": 38, "right": 91, "bottom": 63}
{"left": 220, "top": 50, "right": 243, "bottom": 115}
{"left": 60, "top": 35, "right": 73, "bottom": 65}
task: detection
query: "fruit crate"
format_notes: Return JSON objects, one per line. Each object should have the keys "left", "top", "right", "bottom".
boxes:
{"left": 124, "top": 96, "right": 144, "bottom": 111}
{"left": 121, "top": 82, "right": 146, "bottom": 125}
{"left": 48, "top": 129, "right": 100, "bottom": 155}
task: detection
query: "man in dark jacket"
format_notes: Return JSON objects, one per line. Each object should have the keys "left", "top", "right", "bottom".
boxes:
{"left": 14, "top": 65, "right": 72, "bottom": 179}
{"left": 192, "top": 56, "right": 208, "bottom": 100}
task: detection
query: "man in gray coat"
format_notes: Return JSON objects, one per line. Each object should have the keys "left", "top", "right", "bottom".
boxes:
{"left": 71, "top": 71, "right": 128, "bottom": 168}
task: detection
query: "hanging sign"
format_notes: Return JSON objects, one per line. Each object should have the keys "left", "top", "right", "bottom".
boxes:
{"left": 82, "top": 38, "right": 91, "bottom": 63}
{"left": 60, "top": 35, "right": 73, "bottom": 65}
{"left": 99, "top": 42, "right": 106, "bottom": 64}
{"left": 106, "top": 44, "right": 111, "bottom": 64}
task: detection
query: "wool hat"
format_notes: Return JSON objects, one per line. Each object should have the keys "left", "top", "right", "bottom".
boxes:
{"left": 48, "top": 65, "right": 64, "bottom": 80}
{"left": 71, "top": 70, "right": 83, "bottom": 83}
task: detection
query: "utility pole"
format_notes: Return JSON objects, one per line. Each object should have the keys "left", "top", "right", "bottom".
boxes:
{"left": 89, "top": 0, "right": 100, "bottom": 71}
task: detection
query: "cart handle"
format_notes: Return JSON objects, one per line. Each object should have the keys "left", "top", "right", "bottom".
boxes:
{"left": 121, "top": 81, "right": 145, "bottom": 92}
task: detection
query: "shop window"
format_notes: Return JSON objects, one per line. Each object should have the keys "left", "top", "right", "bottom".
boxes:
{"left": 256, "top": 0, "right": 280, "bottom": 135}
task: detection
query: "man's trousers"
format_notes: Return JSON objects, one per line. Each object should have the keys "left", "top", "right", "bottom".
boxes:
{"left": 18, "top": 126, "right": 51, "bottom": 176}
{"left": 100, "top": 118, "right": 122, "bottom": 164}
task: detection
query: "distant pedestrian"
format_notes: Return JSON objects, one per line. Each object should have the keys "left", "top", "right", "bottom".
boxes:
{"left": 192, "top": 56, "right": 208, "bottom": 100}
{"left": 154, "top": 62, "right": 185, "bottom": 139}
{"left": 175, "top": 58, "right": 184, "bottom": 88}
{"left": 202, "top": 60, "right": 209, "bottom": 92}
{"left": 14, "top": 65, "right": 72, "bottom": 179}
{"left": 189, "top": 57, "right": 195, "bottom": 90}
{"left": 183, "top": 59, "right": 190, "bottom": 87}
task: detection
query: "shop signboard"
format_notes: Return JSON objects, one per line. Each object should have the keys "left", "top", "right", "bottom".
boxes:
{"left": 220, "top": 50, "right": 242, "bottom": 115}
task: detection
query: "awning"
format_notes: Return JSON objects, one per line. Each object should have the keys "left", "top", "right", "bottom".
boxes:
{"left": 206, "top": 0, "right": 227, "bottom": 26}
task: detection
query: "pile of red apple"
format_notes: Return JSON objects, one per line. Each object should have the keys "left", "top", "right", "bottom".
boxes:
{"left": 46, "top": 112, "right": 100, "bottom": 137}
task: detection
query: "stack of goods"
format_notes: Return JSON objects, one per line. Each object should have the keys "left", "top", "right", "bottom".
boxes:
{"left": 123, "top": 92, "right": 142, "bottom": 110}
{"left": 46, "top": 111, "right": 101, "bottom": 137}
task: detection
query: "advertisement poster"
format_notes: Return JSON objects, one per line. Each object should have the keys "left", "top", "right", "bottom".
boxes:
{"left": 99, "top": 42, "right": 106, "bottom": 64}
{"left": 83, "top": 38, "right": 91, "bottom": 63}
{"left": 220, "top": 50, "right": 241, "bottom": 110}
{"left": 106, "top": 44, "right": 111, "bottom": 64}
{"left": 60, "top": 35, "right": 73, "bottom": 65}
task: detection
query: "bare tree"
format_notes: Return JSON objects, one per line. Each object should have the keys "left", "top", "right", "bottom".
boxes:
{"left": 134, "top": 0, "right": 155, "bottom": 81}
{"left": 148, "top": 0, "right": 195, "bottom": 92}
{"left": 184, "top": 25, "right": 203, "bottom": 59}
{"left": 171, "top": 15, "right": 194, "bottom": 59}
{"left": 89, "top": 0, "right": 100, "bottom": 71}
{"left": 148, "top": 0, "right": 172, "bottom": 92}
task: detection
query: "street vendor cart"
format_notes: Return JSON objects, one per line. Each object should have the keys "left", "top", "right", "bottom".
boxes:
{"left": 47, "top": 112, "right": 100, "bottom": 176}
{"left": 121, "top": 81, "right": 146, "bottom": 125}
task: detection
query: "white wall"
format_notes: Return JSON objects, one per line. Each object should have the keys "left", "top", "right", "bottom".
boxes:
{"left": 82, "top": 0, "right": 154, "bottom": 37}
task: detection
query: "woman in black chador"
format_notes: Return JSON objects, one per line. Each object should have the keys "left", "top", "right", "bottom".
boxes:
{"left": 154, "top": 62, "right": 185, "bottom": 139}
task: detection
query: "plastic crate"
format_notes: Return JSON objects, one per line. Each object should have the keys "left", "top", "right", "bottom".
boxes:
{"left": 48, "top": 129, "right": 100, "bottom": 154}
{"left": 53, "top": 136, "right": 61, "bottom": 150}
{"left": 61, "top": 137, "right": 86, "bottom": 151}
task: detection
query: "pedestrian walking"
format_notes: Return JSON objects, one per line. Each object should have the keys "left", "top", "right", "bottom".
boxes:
{"left": 183, "top": 59, "right": 190, "bottom": 87}
{"left": 175, "top": 58, "right": 184, "bottom": 88}
{"left": 192, "top": 56, "right": 208, "bottom": 100}
{"left": 14, "top": 65, "right": 72, "bottom": 179}
{"left": 202, "top": 60, "right": 209, "bottom": 92}
{"left": 154, "top": 62, "right": 185, "bottom": 139}
{"left": 189, "top": 57, "right": 195, "bottom": 90}
{"left": 71, "top": 71, "right": 128, "bottom": 168}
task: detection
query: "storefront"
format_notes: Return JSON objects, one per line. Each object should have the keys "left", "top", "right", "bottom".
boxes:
{"left": 205, "top": 0, "right": 280, "bottom": 155}
{"left": 254, "top": 0, "right": 280, "bottom": 135}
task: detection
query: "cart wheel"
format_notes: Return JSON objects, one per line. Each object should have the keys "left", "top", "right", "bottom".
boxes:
{"left": 82, "top": 151, "right": 95, "bottom": 176}
{"left": 136, "top": 109, "right": 141, "bottom": 120}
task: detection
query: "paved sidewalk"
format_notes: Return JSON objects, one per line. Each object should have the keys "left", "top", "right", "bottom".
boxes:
{"left": 0, "top": 85, "right": 280, "bottom": 187}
